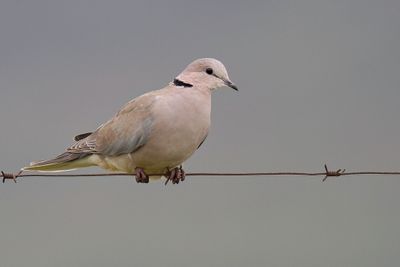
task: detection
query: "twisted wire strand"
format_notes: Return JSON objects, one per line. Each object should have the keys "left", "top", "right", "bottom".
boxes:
{"left": 2, "top": 165, "right": 400, "bottom": 183}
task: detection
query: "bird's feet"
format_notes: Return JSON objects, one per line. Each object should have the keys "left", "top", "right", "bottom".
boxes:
{"left": 135, "top": 167, "right": 149, "bottom": 183}
{"left": 165, "top": 166, "right": 185, "bottom": 185}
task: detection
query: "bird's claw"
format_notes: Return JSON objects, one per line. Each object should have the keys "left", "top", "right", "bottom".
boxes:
{"left": 135, "top": 167, "right": 149, "bottom": 183}
{"left": 165, "top": 166, "right": 185, "bottom": 185}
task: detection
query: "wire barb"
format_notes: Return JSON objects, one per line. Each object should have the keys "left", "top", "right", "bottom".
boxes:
{"left": 323, "top": 164, "right": 345, "bottom": 182}
{"left": 1, "top": 170, "right": 22, "bottom": 183}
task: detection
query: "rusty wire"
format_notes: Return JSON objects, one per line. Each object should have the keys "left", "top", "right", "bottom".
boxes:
{"left": 2, "top": 165, "right": 400, "bottom": 184}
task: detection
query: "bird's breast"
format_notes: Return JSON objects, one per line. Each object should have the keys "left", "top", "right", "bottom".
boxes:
{"left": 131, "top": 89, "right": 211, "bottom": 171}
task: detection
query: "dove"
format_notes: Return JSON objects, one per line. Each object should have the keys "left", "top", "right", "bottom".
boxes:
{"left": 23, "top": 58, "right": 238, "bottom": 184}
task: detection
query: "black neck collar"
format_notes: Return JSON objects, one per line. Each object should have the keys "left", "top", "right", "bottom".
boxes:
{"left": 173, "top": 78, "right": 193, "bottom": 88}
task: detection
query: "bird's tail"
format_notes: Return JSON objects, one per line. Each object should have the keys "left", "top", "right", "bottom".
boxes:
{"left": 23, "top": 152, "right": 94, "bottom": 172}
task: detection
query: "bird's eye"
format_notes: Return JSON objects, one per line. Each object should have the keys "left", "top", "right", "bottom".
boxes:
{"left": 205, "top": 68, "right": 213, "bottom": 75}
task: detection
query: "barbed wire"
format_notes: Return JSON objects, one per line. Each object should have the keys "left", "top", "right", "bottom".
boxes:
{"left": 2, "top": 165, "right": 400, "bottom": 184}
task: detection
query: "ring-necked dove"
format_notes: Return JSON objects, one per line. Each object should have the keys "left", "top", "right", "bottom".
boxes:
{"left": 23, "top": 58, "right": 238, "bottom": 184}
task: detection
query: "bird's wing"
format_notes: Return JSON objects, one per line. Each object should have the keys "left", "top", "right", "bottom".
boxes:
{"left": 67, "top": 92, "right": 157, "bottom": 156}
{"left": 197, "top": 133, "right": 208, "bottom": 149}
{"left": 74, "top": 132, "right": 92, "bottom": 141}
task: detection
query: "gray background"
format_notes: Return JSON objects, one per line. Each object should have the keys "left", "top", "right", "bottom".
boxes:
{"left": 1, "top": 0, "right": 400, "bottom": 266}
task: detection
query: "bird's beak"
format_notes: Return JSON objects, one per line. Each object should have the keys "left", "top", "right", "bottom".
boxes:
{"left": 224, "top": 80, "right": 238, "bottom": 91}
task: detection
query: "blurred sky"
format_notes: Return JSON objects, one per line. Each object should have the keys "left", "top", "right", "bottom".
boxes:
{"left": 1, "top": 0, "right": 400, "bottom": 266}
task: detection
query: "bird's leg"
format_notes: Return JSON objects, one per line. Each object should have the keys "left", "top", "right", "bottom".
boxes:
{"left": 165, "top": 165, "right": 185, "bottom": 185}
{"left": 135, "top": 167, "right": 149, "bottom": 183}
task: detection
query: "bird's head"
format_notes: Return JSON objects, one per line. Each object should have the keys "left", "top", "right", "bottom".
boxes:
{"left": 175, "top": 58, "right": 238, "bottom": 91}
